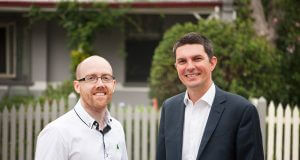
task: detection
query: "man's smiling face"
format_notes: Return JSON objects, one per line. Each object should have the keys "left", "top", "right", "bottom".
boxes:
{"left": 74, "top": 56, "right": 116, "bottom": 113}
{"left": 175, "top": 44, "right": 217, "bottom": 91}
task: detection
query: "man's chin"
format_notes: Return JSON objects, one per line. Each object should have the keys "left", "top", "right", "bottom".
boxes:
{"left": 183, "top": 81, "right": 201, "bottom": 88}
{"left": 92, "top": 100, "right": 108, "bottom": 107}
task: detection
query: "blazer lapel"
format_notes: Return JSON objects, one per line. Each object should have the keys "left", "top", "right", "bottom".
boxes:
{"left": 196, "top": 87, "right": 226, "bottom": 159}
{"left": 174, "top": 94, "right": 186, "bottom": 160}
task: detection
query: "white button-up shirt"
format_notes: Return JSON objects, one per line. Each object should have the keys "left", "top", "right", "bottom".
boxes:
{"left": 35, "top": 100, "right": 128, "bottom": 160}
{"left": 181, "top": 83, "right": 216, "bottom": 160}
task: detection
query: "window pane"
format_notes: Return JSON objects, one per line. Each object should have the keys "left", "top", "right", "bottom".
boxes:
{"left": 125, "top": 40, "right": 159, "bottom": 82}
{"left": 0, "top": 27, "right": 6, "bottom": 73}
{"left": 8, "top": 25, "right": 14, "bottom": 74}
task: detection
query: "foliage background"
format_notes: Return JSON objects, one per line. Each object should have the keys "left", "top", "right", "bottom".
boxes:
{"left": 274, "top": 0, "right": 300, "bottom": 106}
{"left": 150, "top": 0, "right": 299, "bottom": 107}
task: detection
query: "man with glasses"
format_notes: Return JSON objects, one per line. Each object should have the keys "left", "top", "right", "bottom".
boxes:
{"left": 35, "top": 55, "right": 128, "bottom": 160}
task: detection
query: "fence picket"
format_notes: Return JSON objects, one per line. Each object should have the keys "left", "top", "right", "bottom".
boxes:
{"left": 10, "top": 107, "right": 16, "bottom": 160}
{"left": 59, "top": 99, "right": 65, "bottom": 116}
{"left": 126, "top": 106, "right": 132, "bottom": 160}
{"left": 283, "top": 106, "right": 291, "bottom": 160}
{"left": 51, "top": 101, "right": 58, "bottom": 122}
{"left": 118, "top": 104, "right": 125, "bottom": 127}
{"left": 257, "top": 97, "right": 267, "bottom": 152}
{"left": 276, "top": 104, "right": 284, "bottom": 160}
{"left": 34, "top": 103, "right": 42, "bottom": 153}
{"left": 292, "top": 107, "right": 299, "bottom": 160}
{"left": 18, "top": 105, "right": 25, "bottom": 160}
{"left": 68, "top": 93, "right": 77, "bottom": 111}
{"left": 51, "top": 101, "right": 58, "bottom": 121}
{"left": 142, "top": 107, "right": 148, "bottom": 160}
{"left": 134, "top": 107, "right": 140, "bottom": 160}
{"left": 26, "top": 106, "right": 33, "bottom": 160}
{"left": 110, "top": 103, "right": 116, "bottom": 117}
{"left": 267, "top": 102, "right": 275, "bottom": 160}
{"left": 150, "top": 107, "right": 157, "bottom": 160}
{"left": 2, "top": 108, "right": 8, "bottom": 160}
{"left": 43, "top": 102, "right": 49, "bottom": 127}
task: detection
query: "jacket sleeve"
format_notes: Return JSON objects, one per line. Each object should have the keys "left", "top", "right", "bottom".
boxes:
{"left": 236, "top": 104, "right": 264, "bottom": 160}
{"left": 156, "top": 102, "right": 166, "bottom": 160}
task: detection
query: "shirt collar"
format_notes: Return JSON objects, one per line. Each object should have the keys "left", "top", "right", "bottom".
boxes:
{"left": 184, "top": 83, "right": 216, "bottom": 106}
{"left": 73, "top": 99, "right": 112, "bottom": 129}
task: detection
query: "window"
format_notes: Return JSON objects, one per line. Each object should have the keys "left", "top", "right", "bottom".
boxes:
{"left": 124, "top": 14, "right": 197, "bottom": 84}
{"left": 125, "top": 39, "right": 159, "bottom": 83}
{"left": 0, "top": 23, "right": 16, "bottom": 78}
{"left": 124, "top": 14, "right": 163, "bottom": 84}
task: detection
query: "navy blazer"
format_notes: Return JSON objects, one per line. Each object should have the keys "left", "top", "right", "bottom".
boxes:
{"left": 156, "top": 86, "right": 264, "bottom": 160}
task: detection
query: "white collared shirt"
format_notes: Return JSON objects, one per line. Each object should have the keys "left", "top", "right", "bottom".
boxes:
{"left": 181, "top": 83, "right": 216, "bottom": 160}
{"left": 35, "top": 100, "right": 128, "bottom": 160}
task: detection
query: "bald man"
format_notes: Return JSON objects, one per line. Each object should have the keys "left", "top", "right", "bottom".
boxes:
{"left": 35, "top": 56, "right": 128, "bottom": 160}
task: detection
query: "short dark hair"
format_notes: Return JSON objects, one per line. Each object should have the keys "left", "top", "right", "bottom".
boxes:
{"left": 173, "top": 32, "right": 214, "bottom": 59}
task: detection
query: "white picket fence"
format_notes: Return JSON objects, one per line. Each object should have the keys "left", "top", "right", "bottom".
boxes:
{"left": 0, "top": 95, "right": 299, "bottom": 160}
{"left": 0, "top": 94, "right": 160, "bottom": 160}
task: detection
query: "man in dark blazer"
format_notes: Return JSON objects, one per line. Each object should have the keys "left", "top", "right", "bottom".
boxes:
{"left": 156, "top": 32, "right": 264, "bottom": 160}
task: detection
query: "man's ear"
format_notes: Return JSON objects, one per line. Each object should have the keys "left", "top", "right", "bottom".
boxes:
{"left": 210, "top": 56, "right": 217, "bottom": 71}
{"left": 73, "top": 80, "right": 80, "bottom": 94}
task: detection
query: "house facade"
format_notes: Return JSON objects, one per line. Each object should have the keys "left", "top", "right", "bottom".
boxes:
{"left": 0, "top": 0, "right": 235, "bottom": 106}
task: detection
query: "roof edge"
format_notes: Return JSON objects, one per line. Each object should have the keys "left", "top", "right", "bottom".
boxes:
{"left": 0, "top": 1, "right": 223, "bottom": 9}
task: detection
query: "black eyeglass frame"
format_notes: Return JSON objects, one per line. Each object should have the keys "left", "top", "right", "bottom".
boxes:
{"left": 77, "top": 74, "right": 115, "bottom": 83}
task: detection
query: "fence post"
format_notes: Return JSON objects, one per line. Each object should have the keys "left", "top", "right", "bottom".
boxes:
{"left": 276, "top": 104, "right": 283, "bottom": 160}
{"left": 284, "top": 105, "right": 292, "bottom": 160}
{"left": 51, "top": 101, "right": 58, "bottom": 121}
{"left": 68, "top": 92, "right": 78, "bottom": 111}
{"left": 267, "top": 102, "right": 275, "bottom": 160}
{"left": 2, "top": 108, "right": 9, "bottom": 160}
{"left": 292, "top": 106, "right": 299, "bottom": 160}
{"left": 10, "top": 107, "right": 17, "bottom": 160}
{"left": 34, "top": 103, "right": 42, "bottom": 154}
{"left": 126, "top": 105, "right": 132, "bottom": 160}
{"left": 134, "top": 106, "right": 140, "bottom": 160}
{"left": 142, "top": 107, "right": 148, "bottom": 160}
{"left": 26, "top": 106, "right": 33, "bottom": 160}
{"left": 18, "top": 105, "right": 25, "bottom": 160}
{"left": 149, "top": 107, "right": 157, "bottom": 160}
{"left": 257, "top": 97, "right": 267, "bottom": 155}
{"left": 58, "top": 99, "right": 65, "bottom": 116}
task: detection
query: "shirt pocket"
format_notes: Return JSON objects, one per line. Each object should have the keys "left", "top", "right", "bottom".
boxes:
{"left": 107, "top": 139, "right": 123, "bottom": 160}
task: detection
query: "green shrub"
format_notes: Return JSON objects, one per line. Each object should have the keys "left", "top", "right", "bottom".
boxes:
{"left": 0, "top": 95, "right": 35, "bottom": 111}
{"left": 276, "top": 0, "right": 300, "bottom": 106}
{"left": 70, "top": 50, "right": 91, "bottom": 79}
{"left": 0, "top": 80, "right": 75, "bottom": 111}
{"left": 150, "top": 19, "right": 282, "bottom": 106}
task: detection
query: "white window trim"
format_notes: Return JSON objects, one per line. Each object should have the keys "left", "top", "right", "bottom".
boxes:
{"left": 0, "top": 22, "right": 17, "bottom": 78}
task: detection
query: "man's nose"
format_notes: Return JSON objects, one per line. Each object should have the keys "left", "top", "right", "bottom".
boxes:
{"left": 95, "top": 77, "right": 105, "bottom": 86}
{"left": 186, "top": 61, "right": 195, "bottom": 70}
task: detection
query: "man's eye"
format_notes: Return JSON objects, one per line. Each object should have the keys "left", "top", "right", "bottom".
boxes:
{"left": 102, "top": 76, "right": 110, "bottom": 81}
{"left": 194, "top": 57, "right": 202, "bottom": 61}
{"left": 87, "top": 76, "right": 96, "bottom": 81}
{"left": 177, "top": 60, "right": 186, "bottom": 64}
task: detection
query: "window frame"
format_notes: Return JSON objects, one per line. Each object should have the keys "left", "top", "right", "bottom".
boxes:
{"left": 0, "top": 22, "right": 17, "bottom": 78}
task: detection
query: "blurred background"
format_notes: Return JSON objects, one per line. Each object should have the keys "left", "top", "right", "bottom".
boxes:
{"left": 0, "top": 0, "right": 299, "bottom": 159}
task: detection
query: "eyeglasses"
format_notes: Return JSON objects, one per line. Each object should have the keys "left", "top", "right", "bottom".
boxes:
{"left": 77, "top": 74, "right": 115, "bottom": 83}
